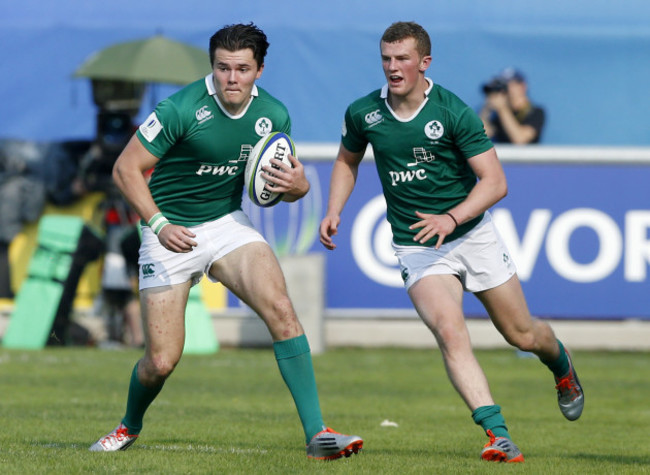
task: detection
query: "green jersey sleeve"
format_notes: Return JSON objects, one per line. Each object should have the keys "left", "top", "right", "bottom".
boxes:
{"left": 136, "top": 99, "right": 186, "bottom": 158}
{"left": 277, "top": 114, "right": 291, "bottom": 135}
{"left": 452, "top": 107, "right": 494, "bottom": 159}
{"left": 341, "top": 106, "right": 368, "bottom": 154}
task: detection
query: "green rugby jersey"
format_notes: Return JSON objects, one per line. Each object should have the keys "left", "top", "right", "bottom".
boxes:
{"left": 341, "top": 79, "right": 494, "bottom": 246}
{"left": 136, "top": 75, "right": 291, "bottom": 226}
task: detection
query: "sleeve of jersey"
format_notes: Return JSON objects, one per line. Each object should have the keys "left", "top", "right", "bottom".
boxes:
{"left": 135, "top": 99, "right": 185, "bottom": 158}
{"left": 454, "top": 107, "right": 494, "bottom": 158}
{"left": 340, "top": 107, "right": 368, "bottom": 154}
{"left": 277, "top": 114, "right": 291, "bottom": 135}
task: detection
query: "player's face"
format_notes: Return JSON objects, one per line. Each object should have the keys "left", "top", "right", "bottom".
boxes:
{"left": 381, "top": 38, "right": 431, "bottom": 99}
{"left": 212, "top": 47, "right": 264, "bottom": 115}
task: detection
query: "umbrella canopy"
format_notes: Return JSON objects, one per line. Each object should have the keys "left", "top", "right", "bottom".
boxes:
{"left": 74, "top": 35, "right": 211, "bottom": 85}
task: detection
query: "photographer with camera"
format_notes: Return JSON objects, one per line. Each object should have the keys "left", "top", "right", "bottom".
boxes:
{"left": 479, "top": 68, "right": 545, "bottom": 144}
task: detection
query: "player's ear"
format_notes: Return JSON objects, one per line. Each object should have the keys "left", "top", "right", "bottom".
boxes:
{"left": 419, "top": 55, "right": 432, "bottom": 72}
{"left": 256, "top": 62, "right": 265, "bottom": 79}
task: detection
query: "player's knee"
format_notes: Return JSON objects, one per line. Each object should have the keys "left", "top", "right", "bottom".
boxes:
{"left": 269, "top": 294, "right": 296, "bottom": 320}
{"left": 432, "top": 322, "right": 472, "bottom": 352}
{"left": 261, "top": 294, "right": 302, "bottom": 337}
{"left": 504, "top": 330, "right": 537, "bottom": 352}
{"left": 144, "top": 354, "right": 178, "bottom": 381}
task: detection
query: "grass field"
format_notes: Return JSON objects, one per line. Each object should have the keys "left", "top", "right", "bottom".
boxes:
{"left": 0, "top": 346, "right": 648, "bottom": 474}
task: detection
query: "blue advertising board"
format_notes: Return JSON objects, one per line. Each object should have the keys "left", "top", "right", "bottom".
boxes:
{"left": 234, "top": 150, "right": 650, "bottom": 320}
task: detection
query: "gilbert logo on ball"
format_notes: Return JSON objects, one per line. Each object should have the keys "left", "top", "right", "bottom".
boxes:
{"left": 245, "top": 132, "right": 296, "bottom": 207}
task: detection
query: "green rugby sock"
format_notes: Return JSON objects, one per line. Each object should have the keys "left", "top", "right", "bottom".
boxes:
{"left": 273, "top": 334, "right": 325, "bottom": 443}
{"left": 540, "top": 339, "right": 570, "bottom": 379}
{"left": 121, "top": 362, "right": 164, "bottom": 434}
{"left": 472, "top": 405, "right": 511, "bottom": 440}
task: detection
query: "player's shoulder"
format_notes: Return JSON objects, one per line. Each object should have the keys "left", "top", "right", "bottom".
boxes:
{"left": 428, "top": 83, "right": 471, "bottom": 111}
{"left": 159, "top": 77, "right": 211, "bottom": 118}
{"left": 169, "top": 77, "right": 208, "bottom": 102}
{"left": 349, "top": 88, "right": 383, "bottom": 110}
{"left": 253, "top": 86, "right": 290, "bottom": 115}
{"left": 346, "top": 88, "right": 384, "bottom": 122}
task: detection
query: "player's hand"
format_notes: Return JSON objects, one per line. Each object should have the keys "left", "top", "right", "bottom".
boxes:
{"left": 319, "top": 215, "right": 341, "bottom": 251}
{"left": 261, "top": 154, "right": 310, "bottom": 201}
{"left": 157, "top": 224, "right": 197, "bottom": 253}
{"left": 409, "top": 211, "right": 457, "bottom": 249}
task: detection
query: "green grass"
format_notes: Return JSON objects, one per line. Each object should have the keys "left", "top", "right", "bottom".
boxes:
{"left": 0, "top": 347, "right": 649, "bottom": 474}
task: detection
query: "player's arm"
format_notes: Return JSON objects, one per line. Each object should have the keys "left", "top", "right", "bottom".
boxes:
{"left": 319, "top": 143, "right": 365, "bottom": 250}
{"left": 112, "top": 135, "right": 160, "bottom": 220}
{"left": 410, "top": 147, "right": 507, "bottom": 249}
{"left": 445, "top": 146, "right": 507, "bottom": 225}
{"left": 113, "top": 135, "right": 197, "bottom": 253}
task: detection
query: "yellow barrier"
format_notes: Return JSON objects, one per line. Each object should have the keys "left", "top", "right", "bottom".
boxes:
{"left": 7, "top": 192, "right": 226, "bottom": 311}
{"left": 198, "top": 277, "right": 226, "bottom": 310}
{"left": 9, "top": 192, "right": 105, "bottom": 309}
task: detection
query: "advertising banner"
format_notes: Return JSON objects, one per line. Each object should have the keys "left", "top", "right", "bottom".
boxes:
{"left": 235, "top": 151, "right": 650, "bottom": 320}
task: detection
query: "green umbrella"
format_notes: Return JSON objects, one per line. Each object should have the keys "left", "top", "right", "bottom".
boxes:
{"left": 74, "top": 35, "right": 211, "bottom": 85}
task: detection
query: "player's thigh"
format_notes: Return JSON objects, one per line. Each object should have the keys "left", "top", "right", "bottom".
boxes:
{"left": 474, "top": 274, "right": 534, "bottom": 335}
{"left": 408, "top": 274, "right": 465, "bottom": 333}
{"left": 208, "top": 241, "right": 293, "bottom": 317}
{"left": 140, "top": 281, "right": 191, "bottom": 363}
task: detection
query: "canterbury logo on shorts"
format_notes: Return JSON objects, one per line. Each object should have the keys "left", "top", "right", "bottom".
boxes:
{"left": 141, "top": 263, "right": 156, "bottom": 278}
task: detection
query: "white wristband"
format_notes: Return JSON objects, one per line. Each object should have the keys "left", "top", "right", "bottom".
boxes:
{"left": 148, "top": 212, "right": 170, "bottom": 235}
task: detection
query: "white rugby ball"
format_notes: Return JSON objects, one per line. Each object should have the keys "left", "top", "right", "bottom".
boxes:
{"left": 245, "top": 131, "right": 296, "bottom": 207}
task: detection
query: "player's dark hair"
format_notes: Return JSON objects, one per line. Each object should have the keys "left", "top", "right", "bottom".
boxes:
{"left": 209, "top": 23, "right": 269, "bottom": 68}
{"left": 381, "top": 21, "right": 431, "bottom": 59}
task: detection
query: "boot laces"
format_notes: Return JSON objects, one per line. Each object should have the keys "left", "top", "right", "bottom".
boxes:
{"left": 555, "top": 373, "right": 580, "bottom": 399}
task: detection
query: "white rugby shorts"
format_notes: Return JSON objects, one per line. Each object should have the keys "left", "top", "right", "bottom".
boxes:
{"left": 138, "top": 210, "right": 266, "bottom": 290}
{"left": 393, "top": 212, "right": 516, "bottom": 292}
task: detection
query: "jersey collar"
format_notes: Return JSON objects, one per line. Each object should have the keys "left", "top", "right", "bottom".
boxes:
{"left": 380, "top": 77, "right": 434, "bottom": 122}
{"left": 204, "top": 73, "right": 259, "bottom": 119}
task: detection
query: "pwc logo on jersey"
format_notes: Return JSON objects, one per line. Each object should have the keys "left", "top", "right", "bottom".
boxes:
{"left": 388, "top": 147, "right": 435, "bottom": 186}
{"left": 195, "top": 105, "right": 213, "bottom": 124}
{"left": 195, "top": 143, "right": 257, "bottom": 176}
{"left": 139, "top": 112, "right": 163, "bottom": 143}
{"left": 195, "top": 163, "right": 240, "bottom": 176}
{"left": 365, "top": 109, "right": 384, "bottom": 127}
{"left": 389, "top": 168, "right": 428, "bottom": 186}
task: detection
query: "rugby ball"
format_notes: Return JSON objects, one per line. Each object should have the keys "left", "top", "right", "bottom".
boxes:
{"left": 245, "top": 131, "right": 296, "bottom": 207}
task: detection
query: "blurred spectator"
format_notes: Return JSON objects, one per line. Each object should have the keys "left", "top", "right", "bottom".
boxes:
{"left": 0, "top": 140, "right": 52, "bottom": 298}
{"left": 0, "top": 136, "right": 143, "bottom": 346}
{"left": 91, "top": 114, "right": 145, "bottom": 347}
{"left": 101, "top": 222, "right": 143, "bottom": 347}
{"left": 479, "top": 68, "right": 545, "bottom": 144}
{"left": 0, "top": 138, "right": 99, "bottom": 298}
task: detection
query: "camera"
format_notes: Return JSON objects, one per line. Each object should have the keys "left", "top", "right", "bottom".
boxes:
{"left": 482, "top": 77, "right": 508, "bottom": 95}
{"left": 97, "top": 111, "right": 133, "bottom": 153}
